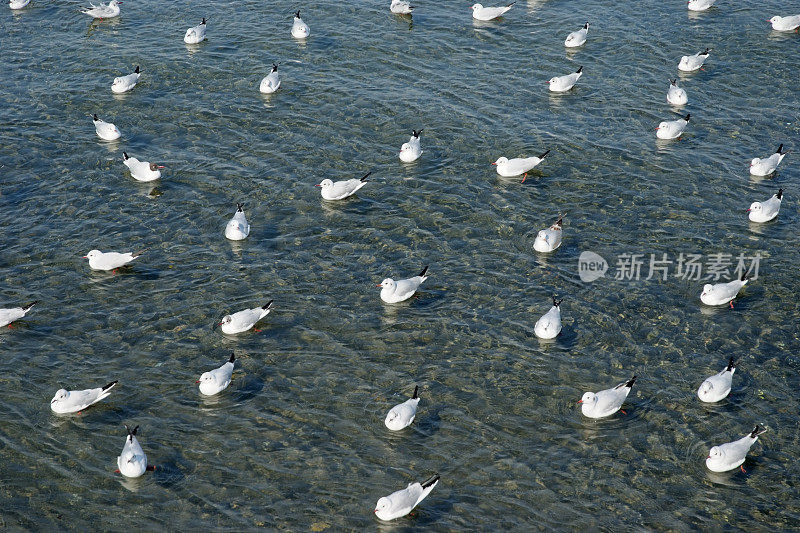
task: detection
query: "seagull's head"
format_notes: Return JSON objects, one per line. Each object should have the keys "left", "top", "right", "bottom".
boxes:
{"left": 385, "top": 411, "right": 398, "bottom": 423}
{"left": 220, "top": 315, "right": 233, "bottom": 327}
{"left": 578, "top": 392, "right": 596, "bottom": 405}
{"left": 196, "top": 372, "right": 212, "bottom": 385}
{"left": 84, "top": 250, "right": 101, "bottom": 260}
{"left": 317, "top": 179, "right": 334, "bottom": 189}
{"left": 768, "top": 16, "right": 780, "bottom": 24}
{"left": 470, "top": 4, "right": 483, "bottom": 10}
{"left": 698, "top": 381, "right": 713, "bottom": 397}
{"left": 399, "top": 142, "right": 411, "bottom": 155}
{"left": 492, "top": 156, "right": 508, "bottom": 166}
{"left": 375, "top": 497, "right": 391, "bottom": 515}
{"left": 747, "top": 201, "right": 762, "bottom": 214}
{"left": 656, "top": 122, "right": 667, "bottom": 131}
{"left": 149, "top": 163, "right": 165, "bottom": 171}
{"left": 701, "top": 284, "right": 714, "bottom": 297}
{"left": 378, "top": 278, "right": 395, "bottom": 291}
{"left": 749, "top": 157, "right": 760, "bottom": 167}
{"left": 547, "top": 77, "right": 558, "bottom": 85}
{"left": 707, "top": 446, "right": 722, "bottom": 460}
{"left": 51, "top": 389, "right": 69, "bottom": 404}
{"left": 536, "top": 230, "right": 548, "bottom": 243}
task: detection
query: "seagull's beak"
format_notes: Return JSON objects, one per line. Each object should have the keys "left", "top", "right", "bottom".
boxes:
{"left": 314, "top": 184, "right": 322, "bottom": 187}
{"left": 157, "top": 165, "right": 165, "bottom": 169}
{"left": 746, "top": 208, "right": 751, "bottom": 212}
{"left": 375, "top": 283, "right": 383, "bottom": 287}
{"left": 195, "top": 380, "right": 200, "bottom": 383}
{"left": 491, "top": 162, "right": 497, "bottom": 165}
{"left": 82, "top": 255, "right": 87, "bottom": 258}
{"left": 577, "top": 400, "right": 583, "bottom": 404}
{"left": 51, "top": 398, "right": 57, "bottom": 403}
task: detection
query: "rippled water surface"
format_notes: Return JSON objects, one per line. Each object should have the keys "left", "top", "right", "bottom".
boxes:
{"left": 1, "top": 0, "right": 800, "bottom": 530}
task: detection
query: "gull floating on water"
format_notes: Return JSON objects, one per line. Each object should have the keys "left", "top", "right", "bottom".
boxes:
{"left": 678, "top": 48, "right": 710, "bottom": 72}
{"left": 533, "top": 214, "right": 563, "bottom": 253}
{"left": 316, "top": 171, "right": 370, "bottom": 201}
{"left": 123, "top": 152, "right": 163, "bottom": 182}
{"left": 688, "top": 0, "right": 716, "bottom": 11}
{"left": 112, "top": 66, "right": 140, "bottom": 94}
{"left": 378, "top": 266, "right": 429, "bottom": 303}
{"left": 390, "top": 0, "right": 413, "bottom": 15}
{"left": 698, "top": 357, "right": 735, "bottom": 403}
{"left": 197, "top": 353, "right": 235, "bottom": 396}
{"left": 225, "top": 203, "right": 250, "bottom": 240}
{"left": 184, "top": 18, "right": 207, "bottom": 44}
{"left": 656, "top": 113, "right": 690, "bottom": 140}
{"left": 117, "top": 424, "right": 148, "bottom": 478}
{"left": 750, "top": 144, "right": 788, "bottom": 176}
{"left": 700, "top": 273, "right": 748, "bottom": 307}
{"left": 748, "top": 188, "right": 783, "bottom": 223}
{"left": 291, "top": 10, "right": 310, "bottom": 39}
{"left": 84, "top": 249, "right": 144, "bottom": 271}
{"left": 9, "top": 0, "right": 31, "bottom": 10}
{"left": 667, "top": 79, "right": 688, "bottom": 106}
{"left": 81, "top": 0, "right": 120, "bottom": 19}
{"left": 385, "top": 385, "right": 420, "bottom": 431}
{"left": 470, "top": 2, "right": 514, "bottom": 21}
{"left": 92, "top": 114, "right": 121, "bottom": 141}
{"left": 548, "top": 66, "right": 582, "bottom": 92}
{"left": 0, "top": 301, "right": 36, "bottom": 328}
{"left": 706, "top": 424, "right": 767, "bottom": 473}
{"left": 375, "top": 474, "right": 440, "bottom": 521}
{"left": 259, "top": 63, "right": 281, "bottom": 94}
{"left": 768, "top": 15, "right": 800, "bottom": 32}
{"left": 493, "top": 150, "right": 549, "bottom": 181}
{"left": 564, "top": 23, "right": 589, "bottom": 47}
{"left": 580, "top": 375, "right": 636, "bottom": 419}
{"left": 220, "top": 300, "right": 273, "bottom": 334}
{"left": 51, "top": 381, "right": 117, "bottom": 414}
{"left": 399, "top": 130, "right": 423, "bottom": 163}
{"left": 534, "top": 296, "right": 563, "bottom": 339}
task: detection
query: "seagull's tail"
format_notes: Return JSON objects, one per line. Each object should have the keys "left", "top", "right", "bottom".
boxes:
{"left": 125, "top": 424, "right": 139, "bottom": 442}
{"left": 22, "top": 301, "right": 38, "bottom": 313}
{"left": 701, "top": 47, "right": 711, "bottom": 55}
{"left": 418, "top": 265, "right": 429, "bottom": 278}
{"left": 725, "top": 357, "right": 736, "bottom": 372}
{"left": 262, "top": 300, "right": 274, "bottom": 311}
{"left": 421, "top": 473, "right": 440, "bottom": 489}
{"left": 554, "top": 212, "right": 564, "bottom": 227}
{"left": 749, "top": 424, "right": 767, "bottom": 438}
{"left": 552, "top": 295, "right": 563, "bottom": 307}
{"left": 575, "top": 66, "right": 583, "bottom": 74}
{"left": 237, "top": 202, "right": 244, "bottom": 212}
{"left": 625, "top": 375, "right": 637, "bottom": 388}
{"left": 132, "top": 249, "right": 147, "bottom": 259}
{"left": 776, "top": 188, "right": 783, "bottom": 200}
{"left": 684, "top": 113, "right": 691, "bottom": 122}
{"left": 776, "top": 143, "right": 785, "bottom": 155}
{"left": 506, "top": 1, "right": 516, "bottom": 7}
{"left": 228, "top": 352, "right": 236, "bottom": 363}
{"left": 412, "top": 129, "right": 423, "bottom": 138}
{"left": 739, "top": 271, "right": 749, "bottom": 284}
{"left": 412, "top": 385, "right": 419, "bottom": 399}
{"left": 538, "top": 149, "right": 551, "bottom": 160}
{"left": 134, "top": 65, "right": 140, "bottom": 74}
{"left": 103, "top": 380, "right": 118, "bottom": 392}
{"left": 360, "top": 171, "right": 372, "bottom": 182}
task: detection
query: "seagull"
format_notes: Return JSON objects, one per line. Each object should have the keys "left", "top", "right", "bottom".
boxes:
{"left": 390, "top": 0, "right": 413, "bottom": 15}
{"left": 291, "top": 10, "right": 310, "bottom": 39}
{"left": 84, "top": 249, "right": 144, "bottom": 271}
{"left": 470, "top": 2, "right": 514, "bottom": 21}
{"left": 548, "top": 66, "right": 582, "bottom": 92}
{"left": 225, "top": 203, "right": 250, "bottom": 240}
{"left": 678, "top": 48, "right": 710, "bottom": 72}
{"left": 698, "top": 357, "right": 735, "bottom": 403}
{"left": 533, "top": 214, "right": 563, "bottom": 253}
{"left": 493, "top": 150, "right": 549, "bottom": 181}
{"left": 748, "top": 188, "right": 783, "bottom": 223}
{"left": 117, "top": 424, "right": 148, "bottom": 478}
{"left": 374, "top": 474, "right": 440, "bottom": 521}
{"left": 197, "top": 353, "right": 235, "bottom": 396}
{"left": 0, "top": 301, "right": 37, "bottom": 328}
{"left": 378, "top": 266, "right": 429, "bottom": 303}
{"left": 220, "top": 300, "right": 273, "bottom": 334}
{"left": 50, "top": 381, "right": 117, "bottom": 414}
{"left": 316, "top": 171, "right": 370, "bottom": 201}
{"left": 184, "top": 18, "right": 207, "bottom": 44}
{"left": 667, "top": 79, "right": 688, "bottom": 106}
{"left": 688, "top": 0, "right": 716, "bottom": 11}
{"left": 750, "top": 144, "right": 789, "bottom": 176}
{"left": 9, "top": 0, "right": 31, "bottom": 10}
{"left": 656, "top": 113, "right": 690, "bottom": 140}
{"left": 564, "top": 22, "right": 589, "bottom": 47}
{"left": 81, "top": 0, "right": 120, "bottom": 19}
{"left": 123, "top": 152, "right": 163, "bottom": 182}
{"left": 706, "top": 425, "right": 767, "bottom": 473}
{"left": 700, "top": 273, "right": 748, "bottom": 307}
{"left": 399, "top": 130, "right": 423, "bottom": 163}
{"left": 384, "top": 385, "right": 420, "bottom": 431}
{"left": 91, "top": 114, "right": 121, "bottom": 141}
{"left": 111, "top": 66, "right": 140, "bottom": 94}
{"left": 580, "top": 375, "right": 636, "bottom": 419}
{"left": 534, "top": 296, "right": 563, "bottom": 339}
{"left": 768, "top": 15, "right": 800, "bottom": 32}
{"left": 259, "top": 63, "right": 281, "bottom": 94}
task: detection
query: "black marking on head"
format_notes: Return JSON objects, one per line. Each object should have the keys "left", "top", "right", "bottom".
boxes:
{"left": 123, "top": 152, "right": 129, "bottom": 160}
{"left": 103, "top": 380, "right": 118, "bottom": 391}
{"left": 237, "top": 202, "right": 244, "bottom": 212}
{"left": 576, "top": 66, "right": 583, "bottom": 74}
{"left": 412, "top": 385, "right": 418, "bottom": 399}
{"left": 360, "top": 171, "right": 372, "bottom": 182}
{"left": 538, "top": 149, "right": 550, "bottom": 160}
{"left": 228, "top": 352, "right": 235, "bottom": 363}
{"left": 418, "top": 265, "right": 428, "bottom": 277}
{"left": 263, "top": 299, "right": 274, "bottom": 310}
{"left": 726, "top": 357, "right": 735, "bottom": 371}
{"left": 22, "top": 301, "right": 37, "bottom": 312}
{"left": 421, "top": 473, "right": 440, "bottom": 488}
{"left": 625, "top": 375, "right": 637, "bottom": 388}
{"left": 134, "top": 65, "right": 140, "bottom": 74}
{"left": 92, "top": 113, "right": 99, "bottom": 121}
{"left": 776, "top": 188, "right": 783, "bottom": 200}
{"left": 684, "top": 113, "right": 691, "bottom": 122}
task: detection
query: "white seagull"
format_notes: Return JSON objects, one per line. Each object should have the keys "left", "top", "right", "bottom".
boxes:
{"left": 399, "top": 129, "right": 423, "bottom": 163}
{"left": 123, "top": 152, "right": 163, "bottom": 182}
{"left": 750, "top": 144, "right": 789, "bottom": 176}
{"left": 81, "top": 0, "right": 120, "bottom": 19}
{"left": 316, "top": 171, "right": 370, "bottom": 201}
{"left": 697, "top": 357, "right": 735, "bottom": 403}
{"left": 111, "top": 66, "right": 140, "bottom": 94}
{"left": 564, "top": 22, "right": 589, "bottom": 47}
{"left": 688, "top": 0, "right": 716, "bottom": 11}
{"left": 470, "top": 2, "right": 514, "bottom": 21}
{"left": 534, "top": 296, "right": 563, "bottom": 339}
{"left": 548, "top": 66, "right": 583, "bottom": 92}
{"left": 384, "top": 385, "right": 420, "bottom": 431}
{"left": 291, "top": 10, "right": 310, "bottom": 39}
{"left": 656, "top": 113, "right": 690, "bottom": 140}
{"left": 184, "top": 18, "right": 207, "bottom": 44}
{"left": 378, "top": 266, "right": 429, "bottom": 303}
{"left": 706, "top": 425, "right": 767, "bottom": 473}
{"left": 667, "top": 79, "right": 688, "bottom": 106}
{"left": 0, "top": 301, "right": 37, "bottom": 328}
{"left": 493, "top": 150, "right": 549, "bottom": 182}
{"left": 580, "top": 375, "right": 637, "bottom": 419}
{"left": 768, "top": 15, "right": 800, "bottom": 32}
{"left": 50, "top": 381, "right": 117, "bottom": 414}
{"left": 84, "top": 249, "right": 144, "bottom": 271}
{"left": 533, "top": 214, "right": 564, "bottom": 253}
{"left": 678, "top": 48, "right": 710, "bottom": 72}
{"left": 259, "top": 63, "right": 281, "bottom": 94}
{"left": 390, "top": 0, "right": 413, "bottom": 15}
{"left": 700, "top": 273, "right": 748, "bottom": 308}
{"left": 748, "top": 188, "right": 783, "bottom": 223}
{"left": 220, "top": 300, "right": 273, "bottom": 334}
{"left": 225, "top": 203, "right": 250, "bottom": 240}
{"left": 9, "top": 0, "right": 31, "bottom": 10}
{"left": 92, "top": 114, "right": 121, "bottom": 141}
{"left": 197, "top": 353, "right": 235, "bottom": 396}
{"left": 117, "top": 424, "right": 148, "bottom": 478}
{"left": 375, "top": 474, "right": 440, "bottom": 521}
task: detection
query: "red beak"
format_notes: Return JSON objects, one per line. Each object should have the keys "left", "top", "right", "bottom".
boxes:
{"left": 82, "top": 255, "right": 87, "bottom": 258}
{"left": 157, "top": 165, "right": 165, "bottom": 169}
{"left": 577, "top": 400, "right": 583, "bottom": 404}
{"left": 195, "top": 380, "right": 200, "bottom": 383}
{"left": 491, "top": 162, "right": 497, "bottom": 165}
{"left": 746, "top": 208, "right": 751, "bottom": 212}
{"left": 314, "top": 184, "right": 322, "bottom": 187}
{"left": 375, "top": 283, "right": 383, "bottom": 287}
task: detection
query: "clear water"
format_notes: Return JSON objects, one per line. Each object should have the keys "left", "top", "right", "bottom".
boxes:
{"left": 1, "top": 0, "right": 799, "bottom": 529}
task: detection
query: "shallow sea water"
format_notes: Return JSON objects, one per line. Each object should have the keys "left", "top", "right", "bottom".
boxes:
{"left": 1, "top": 0, "right": 799, "bottom": 530}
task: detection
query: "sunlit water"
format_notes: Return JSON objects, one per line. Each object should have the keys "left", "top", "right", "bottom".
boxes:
{"left": 1, "top": 0, "right": 799, "bottom": 529}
